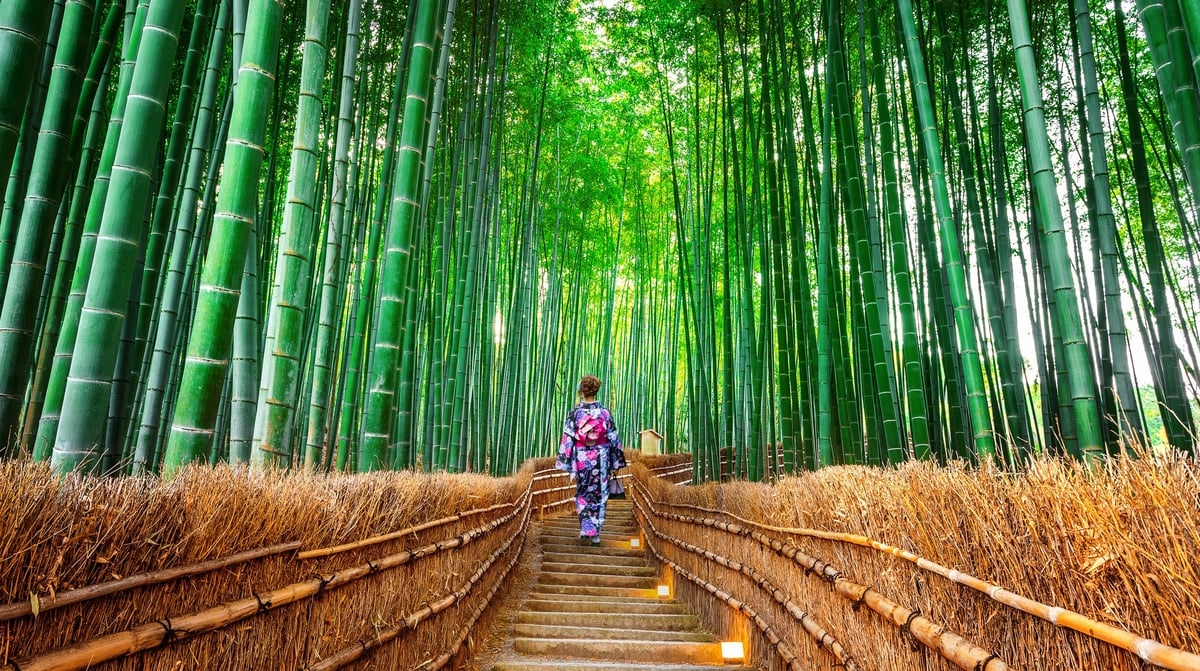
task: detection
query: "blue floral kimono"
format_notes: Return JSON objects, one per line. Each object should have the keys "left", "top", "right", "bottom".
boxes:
{"left": 556, "top": 402, "right": 626, "bottom": 538}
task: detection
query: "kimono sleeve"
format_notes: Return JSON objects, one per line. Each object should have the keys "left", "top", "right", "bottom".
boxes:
{"left": 606, "top": 410, "right": 627, "bottom": 471}
{"left": 555, "top": 408, "right": 577, "bottom": 472}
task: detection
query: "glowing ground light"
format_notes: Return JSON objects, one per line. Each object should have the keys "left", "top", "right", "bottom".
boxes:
{"left": 630, "top": 538, "right": 641, "bottom": 548}
{"left": 657, "top": 584, "right": 670, "bottom": 597}
{"left": 721, "top": 641, "right": 745, "bottom": 661}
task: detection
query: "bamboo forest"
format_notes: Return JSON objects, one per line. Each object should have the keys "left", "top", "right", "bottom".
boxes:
{"left": 1, "top": 0, "right": 1200, "bottom": 481}
{"left": 5, "top": 0, "right": 1200, "bottom": 670}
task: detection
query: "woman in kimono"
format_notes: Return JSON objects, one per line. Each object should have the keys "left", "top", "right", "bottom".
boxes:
{"left": 556, "top": 375, "right": 626, "bottom": 543}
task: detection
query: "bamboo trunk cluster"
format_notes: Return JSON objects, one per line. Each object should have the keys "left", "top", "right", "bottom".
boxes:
{"left": 0, "top": 0, "right": 1198, "bottom": 477}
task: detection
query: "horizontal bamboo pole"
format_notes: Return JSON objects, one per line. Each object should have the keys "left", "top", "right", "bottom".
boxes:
{"left": 541, "top": 497, "right": 574, "bottom": 511}
{"left": 0, "top": 541, "right": 302, "bottom": 623}
{"left": 3, "top": 487, "right": 541, "bottom": 624}
{"left": 2, "top": 496, "right": 530, "bottom": 671}
{"left": 649, "top": 462, "right": 692, "bottom": 473}
{"left": 539, "top": 483, "right": 577, "bottom": 496}
{"left": 640, "top": 526, "right": 806, "bottom": 671}
{"left": 645, "top": 487, "right": 1200, "bottom": 671}
{"left": 298, "top": 487, "right": 530, "bottom": 559}
{"left": 427, "top": 545, "right": 518, "bottom": 671}
{"left": 650, "top": 465, "right": 693, "bottom": 478}
{"left": 305, "top": 504, "right": 530, "bottom": 670}
{"left": 631, "top": 492, "right": 857, "bottom": 670}
{"left": 633, "top": 481, "right": 1008, "bottom": 671}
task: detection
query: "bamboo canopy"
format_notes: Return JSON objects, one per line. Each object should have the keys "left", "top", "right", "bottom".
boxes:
{"left": 0, "top": 0, "right": 1196, "bottom": 476}
{"left": 1, "top": 0, "right": 1200, "bottom": 667}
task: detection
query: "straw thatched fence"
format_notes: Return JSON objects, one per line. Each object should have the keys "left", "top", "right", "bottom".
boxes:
{"left": 0, "top": 458, "right": 519, "bottom": 669}
{"left": 631, "top": 456, "right": 1200, "bottom": 671}
{"left": 10, "top": 451, "right": 1192, "bottom": 671}
{"left": 0, "top": 452, "right": 690, "bottom": 671}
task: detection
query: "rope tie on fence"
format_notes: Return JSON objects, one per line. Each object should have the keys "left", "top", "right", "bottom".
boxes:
{"left": 631, "top": 475, "right": 1006, "bottom": 671}
{"left": 901, "top": 609, "right": 922, "bottom": 651}
{"left": 156, "top": 617, "right": 177, "bottom": 642}
{"left": 315, "top": 574, "right": 334, "bottom": 597}
{"left": 975, "top": 653, "right": 1000, "bottom": 671}
{"left": 851, "top": 588, "right": 869, "bottom": 611}
{"left": 254, "top": 591, "right": 273, "bottom": 613}
{"left": 823, "top": 569, "right": 842, "bottom": 587}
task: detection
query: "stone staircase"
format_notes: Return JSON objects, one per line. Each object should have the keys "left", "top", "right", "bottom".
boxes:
{"left": 491, "top": 500, "right": 755, "bottom": 671}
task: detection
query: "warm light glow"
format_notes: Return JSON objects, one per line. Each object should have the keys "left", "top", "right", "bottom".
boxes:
{"left": 721, "top": 641, "right": 745, "bottom": 660}
{"left": 657, "top": 584, "right": 670, "bottom": 597}
{"left": 630, "top": 538, "right": 641, "bottom": 548}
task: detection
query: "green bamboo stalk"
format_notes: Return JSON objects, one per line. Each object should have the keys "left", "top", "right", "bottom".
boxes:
{"left": 251, "top": 0, "right": 332, "bottom": 468}
{"left": 895, "top": 0, "right": 994, "bottom": 461}
{"left": 162, "top": 0, "right": 287, "bottom": 471}
{"left": 360, "top": 0, "right": 440, "bottom": 471}
{"left": 304, "top": 0, "right": 363, "bottom": 468}
{"left": 1004, "top": 0, "right": 1104, "bottom": 461}
{"left": 0, "top": 2, "right": 53, "bottom": 224}
{"left": 51, "top": 0, "right": 187, "bottom": 472}
{"left": 0, "top": 0, "right": 96, "bottom": 455}
{"left": 815, "top": 0, "right": 836, "bottom": 468}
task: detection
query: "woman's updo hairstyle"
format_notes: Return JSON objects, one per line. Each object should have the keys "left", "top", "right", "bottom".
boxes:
{"left": 579, "top": 375, "right": 602, "bottom": 398}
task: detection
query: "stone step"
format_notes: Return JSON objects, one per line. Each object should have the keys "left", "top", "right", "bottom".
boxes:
{"left": 492, "top": 660, "right": 755, "bottom": 671}
{"left": 522, "top": 598, "right": 685, "bottom": 615}
{"left": 526, "top": 590, "right": 670, "bottom": 600}
{"left": 544, "top": 516, "right": 638, "bottom": 528}
{"left": 543, "top": 551, "right": 649, "bottom": 567}
{"left": 513, "top": 638, "right": 725, "bottom": 664}
{"left": 541, "top": 542, "right": 644, "bottom": 557}
{"left": 540, "top": 537, "right": 644, "bottom": 551}
{"left": 541, "top": 523, "right": 639, "bottom": 534}
{"left": 539, "top": 570, "right": 656, "bottom": 589}
{"left": 531, "top": 583, "right": 659, "bottom": 599}
{"left": 540, "top": 533, "right": 640, "bottom": 546}
{"left": 542, "top": 524, "right": 640, "bottom": 537}
{"left": 512, "top": 623, "right": 716, "bottom": 642}
{"left": 542, "top": 561, "right": 656, "bottom": 577}
{"left": 515, "top": 611, "right": 699, "bottom": 631}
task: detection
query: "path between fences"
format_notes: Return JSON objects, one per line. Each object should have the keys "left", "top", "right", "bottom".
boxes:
{"left": 2, "top": 456, "right": 1198, "bottom": 670}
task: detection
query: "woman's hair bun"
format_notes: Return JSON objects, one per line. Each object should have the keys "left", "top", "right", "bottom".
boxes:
{"left": 579, "top": 375, "right": 602, "bottom": 397}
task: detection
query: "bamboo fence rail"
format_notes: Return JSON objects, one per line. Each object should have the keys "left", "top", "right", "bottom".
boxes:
{"left": 0, "top": 453, "right": 684, "bottom": 670}
{"left": 305, "top": 503, "right": 530, "bottom": 670}
{"left": 0, "top": 542, "right": 302, "bottom": 623}
{"left": 641, "top": 479, "right": 1200, "bottom": 671}
{"left": 0, "top": 493, "right": 530, "bottom": 671}
{"left": 297, "top": 489, "right": 530, "bottom": 559}
{"left": 0, "top": 459, "right": 591, "bottom": 670}
{"left": 426, "top": 537, "right": 523, "bottom": 671}
{"left": 0, "top": 491, "right": 535, "bottom": 627}
{"left": 645, "top": 531, "right": 834, "bottom": 671}
{"left": 630, "top": 489, "right": 860, "bottom": 670}
{"left": 633, "top": 478, "right": 1008, "bottom": 671}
